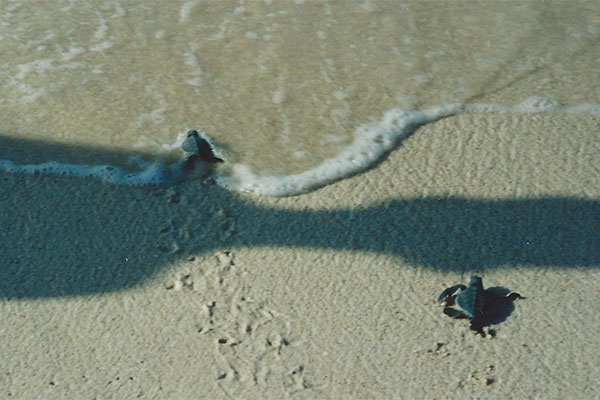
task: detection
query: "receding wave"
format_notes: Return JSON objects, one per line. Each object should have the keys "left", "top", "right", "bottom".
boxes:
{"left": 1, "top": 97, "right": 598, "bottom": 196}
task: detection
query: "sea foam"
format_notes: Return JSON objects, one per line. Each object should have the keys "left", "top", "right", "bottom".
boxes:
{"left": 215, "top": 96, "right": 599, "bottom": 196}
{"left": 1, "top": 97, "right": 598, "bottom": 195}
{"left": 215, "top": 104, "right": 463, "bottom": 196}
{"left": 0, "top": 158, "right": 173, "bottom": 186}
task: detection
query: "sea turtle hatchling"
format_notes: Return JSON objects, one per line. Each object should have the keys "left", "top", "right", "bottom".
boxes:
{"left": 181, "top": 130, "right": 224, "bottom": 171}
{"left": 437, "top": 275, "right": 524, "bottom": 333}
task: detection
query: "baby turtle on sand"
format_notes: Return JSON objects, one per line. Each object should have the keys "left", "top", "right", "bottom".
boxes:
{"left": 181, "top": 130, "right": 223, "bottom": 172}
{"left": 437, "top": 275, "right": 524, "bottom": 333}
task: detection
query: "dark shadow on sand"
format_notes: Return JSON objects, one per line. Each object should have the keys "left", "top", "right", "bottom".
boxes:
{"left": 482, "top": 287, "right": 521, "bottom": 326}
{"left": 1, "top": 135, "right": 599, "bottom": 299}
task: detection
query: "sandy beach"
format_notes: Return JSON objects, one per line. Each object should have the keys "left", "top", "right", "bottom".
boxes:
{"left": 2, "top": 112, "right": 599, "bottom": 398}
{"left": 2, "top": 1, "right": 600, "bottom": 398}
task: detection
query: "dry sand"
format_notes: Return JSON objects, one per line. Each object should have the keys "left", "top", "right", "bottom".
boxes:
{"left": 1, "top": 112, "right": 600, "bottom": 399}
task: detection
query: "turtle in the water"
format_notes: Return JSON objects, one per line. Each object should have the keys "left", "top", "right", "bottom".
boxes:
{"left": 181, "top": 130, "right": 223, "bottom": 172}
{"left": 437, "top": 275, "right": 524, "bottom": 333}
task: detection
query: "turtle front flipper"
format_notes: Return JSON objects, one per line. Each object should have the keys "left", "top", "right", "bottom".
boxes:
{"left": 486, "top": 287, "right": 526, "bottom": 302}
{"left": 437, "top": 284, "right": 466, "bottom": 305}
{"left": 504, "top": 292, "right": 525, "bottom": 301}
{"left": 443, "top": 307, "right": 467, "bottom": 319}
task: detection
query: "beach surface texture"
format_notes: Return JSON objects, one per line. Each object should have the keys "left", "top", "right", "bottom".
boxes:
{"left": 1, "top": 1, "right": 599, "bottom": 399}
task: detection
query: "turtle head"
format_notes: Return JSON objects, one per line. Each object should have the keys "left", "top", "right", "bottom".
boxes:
{"left": 468, "top": 275, "right": 483, "bottom": 288}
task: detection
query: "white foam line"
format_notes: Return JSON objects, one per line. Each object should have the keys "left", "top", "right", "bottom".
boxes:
{"left": 2, "top": 97, "right": 598, "bottom": 194}
{"left": 214, "top": 96, "right": 600, "bottom": 196}
{"left": 179, "top": 0, "right": 200, "bottom": 22}
{"left": 465, "top": 96, "right": 600, "bottom": 114}
{"left": 0, "top": 159, "right": 173, "bottom": 186}
{"left": 215, "top": 103, "right": 464, "bottom": 196}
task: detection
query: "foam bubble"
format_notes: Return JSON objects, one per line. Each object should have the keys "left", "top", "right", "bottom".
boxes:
{"left": 90, "top": 41, "right": 113, "bottom": 52}
{"left": 465, "top": 96, "right": 600, "bottom": 115}
{"left": 179, "top": 0, "right": 200, "bottom": 22}
{"left": 0, "top": 159, "right": 173, "bottom": 186}
{"left": 514, "top": 96, "right": 561, "bottom": 113}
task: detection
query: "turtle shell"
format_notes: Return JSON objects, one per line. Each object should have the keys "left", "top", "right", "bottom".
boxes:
{"left": 456, "top": 275, "right": 486, "bottom": 319}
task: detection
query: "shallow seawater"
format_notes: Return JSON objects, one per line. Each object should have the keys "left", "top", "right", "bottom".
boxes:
{"left": 1, "top": 1, "right": 599, "bottom": 194}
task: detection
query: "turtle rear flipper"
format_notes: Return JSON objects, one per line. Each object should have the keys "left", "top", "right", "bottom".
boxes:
{"left": 469, "top": 317, "right": 485, "bottom": 333}
{"left": 443, "top": 307, "right": 467, "bottom": 319}
{"left": 437, "top": 284, "right": 466, "bottom": 305}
